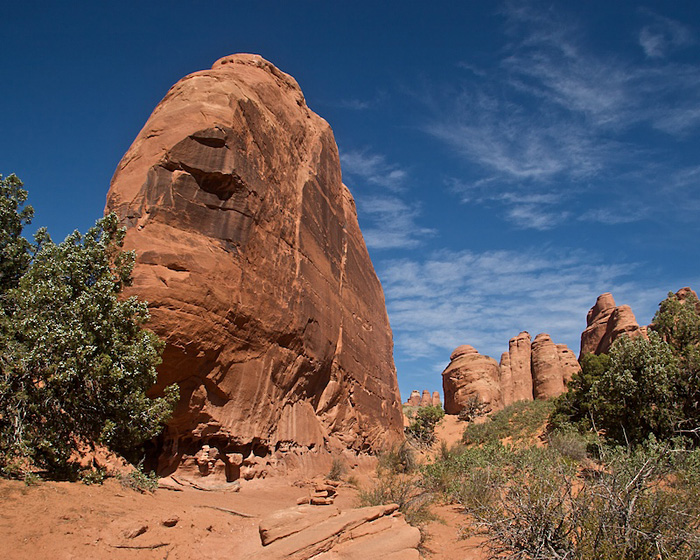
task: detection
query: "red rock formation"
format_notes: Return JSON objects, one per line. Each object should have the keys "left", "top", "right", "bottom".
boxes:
{"left": 580, "top": 293, "right": 647, "bottom": 357}
{"left": 444, "top": 333, "right": 580, "bottom": 413}
{"left": 253, "top": 504, "right": 420, "bottom": 559}
{"left": 106, "top": 54, "right": 403, "bottom": 479}
{"left": 675, "top": 287, "right": 700, "bottom": 313}
{"left": 509, "top": 331, "right": 533, "bottom": 403}
{"left": 404, "top": 389, "right": 442, "bottom": 408}
{"left": 498, "top": 351, "right": 513, "bottom": 405}
{"left": 557, "top": 344, "right": 582, "bottom": 386}
{"left": 405, "top": 390, "right": 421, "bottom": 406}
{"left": 531, "top": 334, "right": 566, "bottom": 399}
{"left": 442, "top": 345, "right": 503, "bottom": 415}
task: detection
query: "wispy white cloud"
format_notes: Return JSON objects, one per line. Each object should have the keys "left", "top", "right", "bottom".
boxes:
{"left": 334, "top": 98, "right": 371, "bottom": 110}
{"left": 639, "top": 10, "right": 694, "bottom": 59}
{"left": 340, "top": 149, "right": 407, "bottom": 191}
{"left": 340, "top": 148, "right": 434, "bottom": 250}
{"left": 380, "top": 247, "right": 666, "bottom": 365}
{"left": 358, "top": 196, "right": 436, "bottom": 250}
{"left": 577, "top": 207, "right": 648, "bottom": 225}
{"left": 446, "top": 177, "right": 572, "bottom": 230}
{"left": 422, "top": 1, "right": 700, "bottom": 231}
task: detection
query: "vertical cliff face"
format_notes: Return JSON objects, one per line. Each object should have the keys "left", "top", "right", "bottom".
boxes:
{"left": 507, "top": 331, "right": 534, "bottom": 404}
{"left": 531, "top": 334, "right": 567, "bottom": 399}
{"left": 106, "top": 54, "right": 403, "bottom": 479}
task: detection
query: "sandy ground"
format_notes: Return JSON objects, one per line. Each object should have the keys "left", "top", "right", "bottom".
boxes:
{"left": 0, "top": 415, "right": 488, "bottom": 559}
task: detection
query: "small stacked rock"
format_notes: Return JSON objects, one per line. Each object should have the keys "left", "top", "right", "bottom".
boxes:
{"left": 296, "top": 479, "right": 340, "bottom": 506}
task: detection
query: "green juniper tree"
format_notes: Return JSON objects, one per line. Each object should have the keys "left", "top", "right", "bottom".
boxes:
{"left": 0, "top": 175, "right": 177, "bottom": 476}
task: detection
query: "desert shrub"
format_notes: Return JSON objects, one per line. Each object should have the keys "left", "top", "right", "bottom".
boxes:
{"left": 455, "top": 442, "right": 700, "bottom": 559}
{"left": 79, "top": 467, "right": 107, "bottom": 485}
{"left": 327, "top": 457, "right": 345, "bottom": 481}
{"left": 119, "top": 468, "right": 159, "bottom": 493}
{"left": 421, "top": 442, "right": 511, "bottom": 500}
{"left": 462, "top": 400, "right": 553, "bottom": 446}
{"left": 547, "top": 429, "right": 589, "bottom": 462}
{"left": 464, "top": 448, "right": 579, "bottom": 559}
{"left": 457, "top": 395, "right": 490, "bottom": 422}
{"left": 358, "top": 472, "right": 434, "bottom": 526}
{"left": 406, "top": 405, "right": 445, "bottom": 446}
{"left": 550, "top": 352, "right": 612, "bottom": 433}
{"left": 378, "top": 441, "right": 417, "bottom": 474}
{"left": 652, "top": 290, "right": 700, "bottom": 443}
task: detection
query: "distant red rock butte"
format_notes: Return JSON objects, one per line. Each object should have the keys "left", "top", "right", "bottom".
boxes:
{"left": 404, "top": 390, "right": 441, "bottom": 407}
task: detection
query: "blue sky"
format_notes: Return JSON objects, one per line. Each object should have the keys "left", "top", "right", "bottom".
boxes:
{"left": 3, "top": 1, "right": 700, "bottom": 399}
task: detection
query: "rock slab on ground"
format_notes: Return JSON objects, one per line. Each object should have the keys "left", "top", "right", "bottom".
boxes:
{"left": 250, "top": 503, "right": 420, "bottom": 559}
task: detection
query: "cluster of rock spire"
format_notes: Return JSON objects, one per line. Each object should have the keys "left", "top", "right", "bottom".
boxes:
{"left": 403, "top": 390, "right": 441, "bottom": 408}
{"left": 439, "top": 288, "right": 700, "bottom": 416}
{"left": 441, "top": 332, "right": 581, "bottom": 415}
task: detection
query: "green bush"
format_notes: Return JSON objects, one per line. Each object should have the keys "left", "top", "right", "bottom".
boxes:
{"left": 119, "top": 468, "right": 159, "bottom": 493}
{"left": 432, "top": 441, "right": 700, "bottom": 559}
{"left": 0, "top": 176, "right": 178, "bottom": 476}
{"left": 358, "top": 471, "right": 434, "bottom": 527}
{"left": 327, "top": 457, "right": 345, "bottom": 481}
{"left": 406, "top": 405, "right": 444, "bottom": 446}
{"left": 378, "top": 441, "right": 417, "bottom": 475}
{"left": 457, "top": 395, "right": 490, "bottom": 422}
{"left": 462, "top": 399, "right": 553, "bottom": 446}
{"left": 547, "top": 429, "right": 590, "bottom": 462}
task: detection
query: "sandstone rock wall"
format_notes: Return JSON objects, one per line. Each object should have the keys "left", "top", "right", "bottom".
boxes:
{"left": 506, "top": 331, "right": 533, "bottom": 405}
{"left": 106, "top": 54, "right": 403, "bottom": 479}
{"left": 531, "top": 334, "right": 566, "bottom": 400}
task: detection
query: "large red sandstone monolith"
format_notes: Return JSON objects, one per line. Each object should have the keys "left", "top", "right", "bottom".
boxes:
{"left": 431, "top": 391, "right": 441, "bottom": 407}
{"left": 106, "top": 54, "right": 403, "bottom": 479}
{"left": 442, "top": 345, "right": 503, "bottom": 415}
{"left": 531, "top": 333, "right": 566, "bottom": 399}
